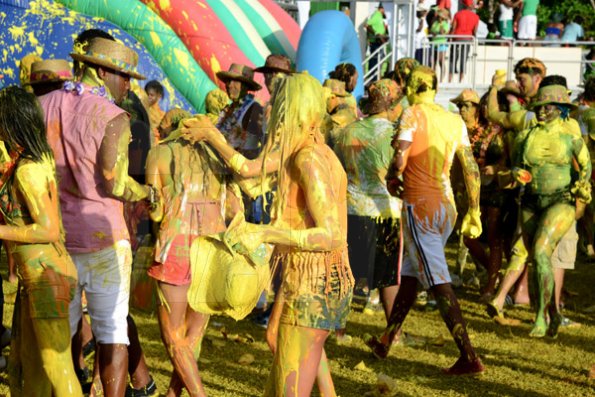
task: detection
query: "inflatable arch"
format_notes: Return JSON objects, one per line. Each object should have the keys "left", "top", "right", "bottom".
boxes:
{"left": 296, "top": 10, "right": 364, "bottom": 101}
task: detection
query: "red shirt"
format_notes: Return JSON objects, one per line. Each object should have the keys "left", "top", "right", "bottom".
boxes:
{"left": 437, "top": 0, "right": 451, "bottom": 10}
{"left": 452, "top": 9, "right": 479, "bottom": 38}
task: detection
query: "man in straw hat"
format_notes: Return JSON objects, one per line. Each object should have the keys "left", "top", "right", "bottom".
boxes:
{"left": 216, "top": 63, "right": 264, "bottom": 160}
{"left": 334, "top": 79, "right": 403, "bottom": 329}
{"left": 39, "top": 36, "right": 155, "bottom": 396}
{"left": 367, "top": 66, "right": 485, "bottom": 376}
{"left": 27, "top": 59, "right": 73, "bottom": 96}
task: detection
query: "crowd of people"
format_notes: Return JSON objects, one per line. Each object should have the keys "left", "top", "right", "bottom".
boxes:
{"left": 0, "top": 16, "right": 593, "bottom": 397}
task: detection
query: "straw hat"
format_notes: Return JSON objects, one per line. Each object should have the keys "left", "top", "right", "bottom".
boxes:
{"left": 450, "top": 89, "right": 480, "bottom": 105}
{"left": 187, "top": 216, "right": 271, "bottom": 320}
{"left": 216, "top": 63, "right": 261, "bottom": 91}
{"left": 528, "top": 85, "right": 577, "bottom": 110}
{"left": 254, "top": 54, "right": 294, "bottom": 75}
{"left": 28, "top": 59, "right": 73, "bottom": 85}
{"left": 323, "top": 79, "right": 348, "bottom": 97}
{"left": 365, "top": 79, "right": 401, "bottom": 115}
{"left": 70, "top": 37, "right": 145, "bottom": 80}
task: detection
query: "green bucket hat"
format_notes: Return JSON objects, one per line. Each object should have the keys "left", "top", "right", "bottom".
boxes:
{"left": 528, "top": 85, "right": 577, "bottom": 110}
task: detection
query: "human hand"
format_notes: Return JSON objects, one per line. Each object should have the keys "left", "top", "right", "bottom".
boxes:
{"left": 571, "top": 180, "right": 592, "bottom": 204}
{"left": 224, "top": 213, "right": 264, "bottom": 254}
{"left": 181, "top": 115, "right": 214, "bottom": 144}
{"left": 482, "top": 165, "right": 496, "bottom": 176}
{"left": 385, "top": 163, "right": 403, "bottom": 197}
{"left": 512, "top": 167, "right": 532, "bottom": 185}
{"left": 461, "top": 209, "right": 482, "bottom": 239}
{"left": 576, "top": 200, "right": 587, "bottom": 220}
{"left": 491, "top": 70, "right": 506, "bottom": 90}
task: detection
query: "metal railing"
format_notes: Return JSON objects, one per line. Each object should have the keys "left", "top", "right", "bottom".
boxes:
{"left": 363, "top": 41, "right": 392, "bottom": 87}
{"left": 417, "top": 35, "right": 478, "bottom": 89}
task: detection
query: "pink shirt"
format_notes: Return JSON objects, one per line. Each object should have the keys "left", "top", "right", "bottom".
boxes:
{"left": 40, "top": 86, "right": 129, "bottom": 253}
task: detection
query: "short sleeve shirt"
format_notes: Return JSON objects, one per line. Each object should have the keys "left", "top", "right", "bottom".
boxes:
{"left": 397, "top": 103, "right": 469, "bottom": 204}
{"left": 452, "top": 10, "right": 480, "bottom": 38}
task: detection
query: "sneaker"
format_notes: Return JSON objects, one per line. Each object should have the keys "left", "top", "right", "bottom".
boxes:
{"left": 125, "top": 377, "right": 158, "bottom": 397}
{"left": 0, "top": 328, "right": 11, "bottom": 349}
{"left": 442, "top": 357, "right": 485, "bottom": 376}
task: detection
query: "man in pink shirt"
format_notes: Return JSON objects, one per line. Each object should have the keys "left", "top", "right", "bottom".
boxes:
{"left": 449, "top": 0, "right": 480, "bottom": 83}
{"left": 40, "top": 37, "right": 153, "bottom": 396}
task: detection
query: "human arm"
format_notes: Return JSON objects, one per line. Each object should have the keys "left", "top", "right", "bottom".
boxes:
{"left": 227, "top": 147, "right": 345, "bottom": 252}
{"left": 100, "top": 113, "right": 150, "bottom": 202}
{"left": 181, "top": 116, "right": 279, "bottom": 178}
{"left": 0, "top": 162, "right": 60, "bottom": 243}
{"left": 571, "top": 128, "right": 592, "bottom": 204}
{"left": 456, "top": 126, "right": 482, "bottom": 238}
{"left": 144, "top": 145, "right": 167, "bottom": 222}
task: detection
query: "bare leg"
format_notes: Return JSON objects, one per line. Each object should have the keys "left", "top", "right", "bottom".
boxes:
{"left": 554, "top": 268, "right": 565, "bottom": 311}
{"left": 316, "top": 348, "right": 336, "bottom": 397}
{"left": 265, "top": 324, "right": 329, "bottom": 397}
{"left": 158, "top": 282, "right": 208, "bottom": 397}
{"left": 5, "top": 242, "right": 16, "bottom": 284}
{"left": 380, "top": 285, "right": 399, "bottom": 323}
{"left": 98, "top": 343, "right": 128, "bottom": 396}
{"left": 484, "top": 206, "right": 503, "bottom": 296}
{"left": 127, "top": 315, "right": 152, "bottom": 389}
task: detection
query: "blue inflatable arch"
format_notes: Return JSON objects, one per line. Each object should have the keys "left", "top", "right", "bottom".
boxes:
{"left": 296, "top": 10, "right": 364, "bottom": 101}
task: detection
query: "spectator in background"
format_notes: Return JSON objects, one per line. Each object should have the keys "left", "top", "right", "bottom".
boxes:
{"left": 561, "top": 16, "right": 585, "bottom": 46}
{"left": 544, "top": 13, "right": 564, "bottom": 45}
{"left": 498, "top": 0, "right": 521, "bottom": 40}
{"left": 449, "top": 0, "right": 479, "bottom": 83}
{"left": 517, "top": 0, "right": 540, "bottom": 42}
{"left": 430, "top": 8, "right": 450, "bottom": 83}
{"left": 414, "top": 4, "right": 429, "bottom": 64}
{"left": 145, "top": 80, "right": 165, "bottom": 144}
{"left": 365, "top": 3, "right": 389, "bottom": 73}
{"left": 436, "top": 0, "right": 451, "bottom": 11}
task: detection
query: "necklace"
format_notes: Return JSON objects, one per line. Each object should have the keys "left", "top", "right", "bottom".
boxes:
{"left": 63, "top": 81, "right": 115, "bottom": 104}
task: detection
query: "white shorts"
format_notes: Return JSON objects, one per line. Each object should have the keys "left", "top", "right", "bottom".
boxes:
{"left": 69, "top": 240, "right": 132, "bottom": 344}
{"left": 518, "top": 15, "right": 537, "bottom": 40}
{"left": 551, "top": 221, "right": 577, "bottom": 270}
{"left": 401, "top": 200, "right": 456, "bottom": 289}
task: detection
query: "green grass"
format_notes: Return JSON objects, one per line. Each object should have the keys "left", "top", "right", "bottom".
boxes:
{"left": 0, "top": 243, "right": 594, "bottom": 396}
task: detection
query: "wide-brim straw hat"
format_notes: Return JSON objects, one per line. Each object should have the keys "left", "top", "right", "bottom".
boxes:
{"left": 528, "top": 84, "right": 578, "bottom": 110}
{"left": 216, "top": 63, "right": 262, "bottom": 91}
{"left": 450, "top": 89, "right": 480, "bottom": 105}
{"left": 254, "top": 54, "right": 294, "bottom": 75}
{"left": 28, "top": 59, "right": 73, "bottom": 85}
{"left": 187, "top": 215, "right": 271, "bottom": 321}
{"left": 70, "top": 37, "right": 145, "bottom": 80}
{"left": 365, "top": 78, "right": 401, "bottom": 114}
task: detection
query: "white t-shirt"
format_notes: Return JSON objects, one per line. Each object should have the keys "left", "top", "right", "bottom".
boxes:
{"left": 499, "top": 4, "right": 513, "bottom": 21}
{"left": 415, "top": 17, "right": 428, "bottom": 49}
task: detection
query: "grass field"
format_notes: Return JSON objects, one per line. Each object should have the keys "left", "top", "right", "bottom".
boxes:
{"left": 0, "top": 243, "right": 594, "bottom": 396}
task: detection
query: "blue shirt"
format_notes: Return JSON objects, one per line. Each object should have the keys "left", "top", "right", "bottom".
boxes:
{"left": 561, "top": 22, "right": 584, "bottom": 43}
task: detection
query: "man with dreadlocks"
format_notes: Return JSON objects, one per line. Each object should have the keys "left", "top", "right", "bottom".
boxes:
{"left": 366, "top": 65, "right": 485, "bottom": 376}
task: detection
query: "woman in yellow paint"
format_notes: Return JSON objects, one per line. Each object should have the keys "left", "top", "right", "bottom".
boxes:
{"left": 183, "top": 73, "right": 354, "bottom": 396}
{"left": 0, "top": 86, "right": 82, "bottom": 396}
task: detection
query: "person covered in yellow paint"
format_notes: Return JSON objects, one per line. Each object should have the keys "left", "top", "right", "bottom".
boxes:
{"left": 512, "top": 84, "right": 591, "bottom": 338}
{"left": 367, "top": 65, "right": 485, "bottom": 376}
{"left": 39, "top": 36, "right": 154, "bottom": 396}
{"left": 322, "top": 78, "right": 357, "bottom": 148}
{"left": 204, "top": 88, "right": 229, "bottom": 125}
{"left": 145, "top": 108, "right": 242, "bottom": 397}
{"left": 182, "top": 72, "right": 354, "bottom": 396}
{"left": 334, "top": 79, "right": 403, "bottom": 326}
{"left": 0, "top": 86, "right": 82, "bottom": 396}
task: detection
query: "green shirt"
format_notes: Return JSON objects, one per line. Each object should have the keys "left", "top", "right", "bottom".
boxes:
{"left": 367, "top": 10, "right": 387, "bottom": 42}
{"left": 522, "top": 0, "right": 539, "bottom": 17}
{"left": 334, "top": 117, "right": 401, "bottom": 218}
